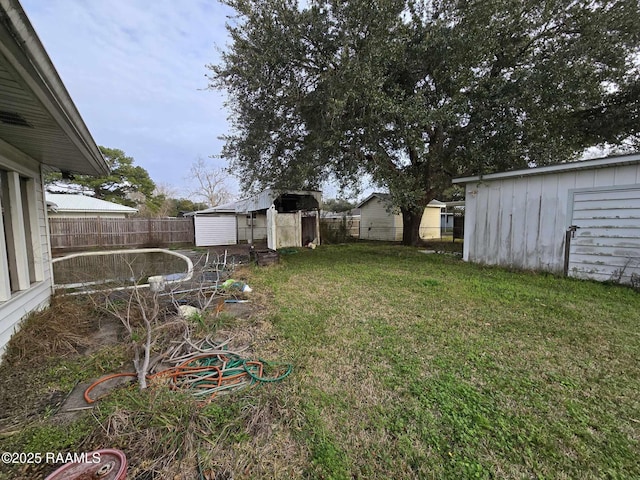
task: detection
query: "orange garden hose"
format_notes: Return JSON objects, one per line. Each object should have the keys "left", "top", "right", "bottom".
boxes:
{"left": 83, "top": 352, "right": 292, "bottom": 404}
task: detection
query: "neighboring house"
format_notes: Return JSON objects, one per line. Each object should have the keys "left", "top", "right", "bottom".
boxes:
{"left": 0, "top": 0, "right": 109, "bottom": 355}
{"left": 188, "top": 189, "right": 322, "bottom": 249}
{"left": 358, "top": 193, "right": 445, "bottom": 242}
{"left": 46, "top": 193, "right": 138, "bottom": 219}
{"left": 453, "top": 153, "right": 640, "bottom": 284}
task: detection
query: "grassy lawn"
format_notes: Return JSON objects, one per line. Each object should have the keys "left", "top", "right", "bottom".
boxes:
{"left": 1, "top": 243, "right": 639, "bottom": 479}
{"left": 249, "top": 243, "right": 640, "bottom": 479}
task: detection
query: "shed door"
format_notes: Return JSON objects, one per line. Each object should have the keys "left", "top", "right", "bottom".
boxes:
{"left": 568, "top": 186, "right": 640, "bottom": 284}
{"left": 194, "top": 216, "right": 237, "bottom": 246}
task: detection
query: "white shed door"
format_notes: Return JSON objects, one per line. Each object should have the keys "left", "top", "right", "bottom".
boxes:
{"left": 568, "top": 186, "right": 640, "bottom": 284}
{"left": 194, "top": 216, "right": 237, "bottom": 246}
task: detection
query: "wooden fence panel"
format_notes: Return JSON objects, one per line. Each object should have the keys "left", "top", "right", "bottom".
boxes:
{"left": 49, "top": 217, "right": 194, "bottom": 251}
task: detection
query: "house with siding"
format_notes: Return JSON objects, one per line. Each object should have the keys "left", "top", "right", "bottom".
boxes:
{"left": 0, "top": 0, "right": 109, "bottom": 355}
{"left": 453, "top": 154, "right": 640, "bottom": 284}
{"left": 358, "top": 193, "right": 445, "bottom": 242}
{"left": 46, "top": 193, "right": 138, "bottom": 219}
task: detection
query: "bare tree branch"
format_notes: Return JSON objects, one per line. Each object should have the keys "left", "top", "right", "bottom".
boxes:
{"left": 185, "top": 158, "right": 234, "bottom": 207}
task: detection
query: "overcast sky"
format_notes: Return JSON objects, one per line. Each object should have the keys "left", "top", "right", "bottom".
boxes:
{"left": 21, "top": 0, "right": 239, "bottom": 198}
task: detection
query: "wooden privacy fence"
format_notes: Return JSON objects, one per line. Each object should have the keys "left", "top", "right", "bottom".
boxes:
{"left": 49, "top": 217, "right": 194, "bottom": 251}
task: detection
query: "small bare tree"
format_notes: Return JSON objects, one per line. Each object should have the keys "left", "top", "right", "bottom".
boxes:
{"left": 100, "top": 285, "right": 161, "bottom": 389}
{"left": 185, "top": 158, "right": 234, "bottom": 207}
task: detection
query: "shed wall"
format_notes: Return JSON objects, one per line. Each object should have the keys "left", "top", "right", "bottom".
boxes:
{"left": 420, "top": 207, "right": 443, "bottom": 240}
{"left": 359, "top": 197, "right": 400, "bottom": 241}
{"left": 463, "top": 163, "right": 640, "bottom": 274}
{"left": 237, "top": 213, "right": 268, "bottom": 243}
{"left": 194, "top": 215, "right": 237, "bottom": 246}
{"left": 359, "top": 197, "right": 443, "bottom": 241}
{"left": 568, "top": 185, "right": 640, "bottom": 282}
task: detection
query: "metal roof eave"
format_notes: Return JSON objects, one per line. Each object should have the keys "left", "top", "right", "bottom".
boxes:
{"left": 453, "top": 153, "right": 640, "bottom": 184}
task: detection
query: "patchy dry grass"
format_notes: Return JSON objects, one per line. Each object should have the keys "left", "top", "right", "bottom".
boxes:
{"left": 2, "top": 296, "right": 98, "bottom": 365}
{"left": 1, "top": 243, "right": 639, "bottom": 479}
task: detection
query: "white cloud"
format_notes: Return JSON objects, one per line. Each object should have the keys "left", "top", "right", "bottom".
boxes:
{"left": 22, "top": 0, "right": 236, "bottom": 197}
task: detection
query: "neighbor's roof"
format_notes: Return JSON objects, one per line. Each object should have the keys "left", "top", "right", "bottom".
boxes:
{"left": 0, "top": 0, "right": 108, "bottom": 176}
{"left": 357, "top": 193, "right": 445, "bottom": 209}
{"left": 453, "top": 152, "right": 640, "bottom": 184}
{"left": 46, "top": 193, "right": 138, "bottom": 213}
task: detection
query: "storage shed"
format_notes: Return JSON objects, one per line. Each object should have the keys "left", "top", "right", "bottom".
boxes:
{"left": 358, "top": 193, "right": 445, "bottom": 241}
{"left": 453, "top": 154, "right": 640, "bottom": 284}
{"left": 189, "top": 189, "right": 322, "bottom": 249}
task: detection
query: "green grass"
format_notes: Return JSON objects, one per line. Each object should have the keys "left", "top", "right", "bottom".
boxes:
{"left": 246, "top": 243, "right": 640, "bottom": 480}
{"left": 1, "top": 243, "right": 638, "bottom": 479}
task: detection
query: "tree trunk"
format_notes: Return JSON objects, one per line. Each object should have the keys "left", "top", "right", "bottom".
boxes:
{"left": 401, "top": 207, "right": 425, "bottom": 246}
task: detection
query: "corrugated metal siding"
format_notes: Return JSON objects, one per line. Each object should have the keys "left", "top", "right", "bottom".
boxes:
{"left": 194, "top": 215, "right": 237, "bottom": 246}
{"left": 568, "top": 186, "right": 640, "bottom": 283}
{"left": 463, "top": 162, "right": 640, "bottom": 274}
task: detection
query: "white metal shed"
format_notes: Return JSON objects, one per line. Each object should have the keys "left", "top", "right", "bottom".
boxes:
{"left": 453, "top": 154, "right": 640, "bottom": 284}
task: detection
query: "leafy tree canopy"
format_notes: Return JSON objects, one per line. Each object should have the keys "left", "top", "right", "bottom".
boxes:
{"left": 210, "top": 0, "right": 640, "bottom": 244}
{"left": 140, "top": 196, "right": 209, "bottom": 217}
{"left": 323, "top": 197, "right": 357, "bottom": 212}
{"left": 46, "top": 146, "right": 156, "bottom": 207}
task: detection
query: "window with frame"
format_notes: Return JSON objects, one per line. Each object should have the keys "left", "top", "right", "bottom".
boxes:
{"left": 0, "top": 168, "right": 42, "bottom": 301}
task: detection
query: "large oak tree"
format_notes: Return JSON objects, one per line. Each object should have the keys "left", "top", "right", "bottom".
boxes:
{"left": 210, "top": 0, "right": 640, "bottom": 245}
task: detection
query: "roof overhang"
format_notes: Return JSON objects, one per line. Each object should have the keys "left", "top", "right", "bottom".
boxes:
{"left": 238, "top": 188, "right": 322, "bottom": 213}
{"left": 190, "top": 189, "right": 323, "bottom": 216}
{"left": 0, "top": 0, "right": 108, "bottom": 176}
{"left": 453, "top": 153, "right": 640, "bottom": 184}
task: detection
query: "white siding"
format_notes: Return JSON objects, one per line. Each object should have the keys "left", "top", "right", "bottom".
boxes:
{"left": 0, "top": 281, "right": 51, "bottom": 355}
{"left": 463, "top": 161, "right": 640, "bottom": 276}
{"left": 0, "top": 156, "right": 52, "bottom": 358}
{"left": 194, "top": 215, "right": 237, "bottom": 246}
{"left": 360, "top": 197, "right": 400, "bottom": 241}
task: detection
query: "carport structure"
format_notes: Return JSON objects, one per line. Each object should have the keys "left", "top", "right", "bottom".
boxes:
{"left": 190, "top": 189, "right": 322, "bottom": 249}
